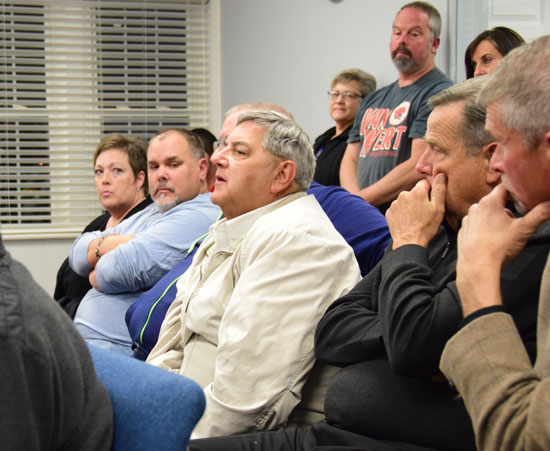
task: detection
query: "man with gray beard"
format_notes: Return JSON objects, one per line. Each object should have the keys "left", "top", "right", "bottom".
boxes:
{"left": 340, "top": 1, "right": 452, "bottom": 213}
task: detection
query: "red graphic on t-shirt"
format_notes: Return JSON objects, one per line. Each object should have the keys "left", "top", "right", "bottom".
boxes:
{"left": 359, "top": 101, "right": 411, "bottom": 157}
{"left": 389, "top": 101, "right": 410, "bottom": 126}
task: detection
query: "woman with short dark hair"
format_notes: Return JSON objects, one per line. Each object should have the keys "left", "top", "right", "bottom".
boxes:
{"left": 54, "top": 134, "right": 152, "bottom": 318}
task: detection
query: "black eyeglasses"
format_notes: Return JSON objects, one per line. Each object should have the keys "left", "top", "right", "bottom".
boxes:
{"left": 213, "top": 137, "right": 228, "bottom": 152}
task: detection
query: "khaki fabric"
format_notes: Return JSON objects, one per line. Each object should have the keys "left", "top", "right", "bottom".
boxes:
{"left": 441, "top": 255, "right": 550, "bottom": 450}
{"left": 148, "top": 193, "right": 361, "bottom": 438}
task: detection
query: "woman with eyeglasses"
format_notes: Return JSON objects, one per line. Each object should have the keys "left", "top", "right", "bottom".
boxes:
{"left": 465, "top": 26, "right": 524, "bottom": 79}
{"left": 313, "top": 69, "right": 376, "bottom": 187}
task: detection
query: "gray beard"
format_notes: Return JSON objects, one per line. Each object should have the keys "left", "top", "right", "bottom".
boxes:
{"left": 392, "top": 55, "right": 415, "bottom": 73}
{"left": 512, "top": 196, "right": 527, "bottom": 215}
{"left": 502, "top": 178, "right": 527, "bottom": 215}
{"left": 154, "top": 193, "right": 180, "bottom": 213}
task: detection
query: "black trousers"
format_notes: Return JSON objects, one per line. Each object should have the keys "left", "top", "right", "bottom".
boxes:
{"left": 189, "top": 422, "right": 439, "bottom": 451}
{"left": 190, "top": 357, "right": 475, "bottom": 451}
{"left": 323, "top": 358, "right": 476, "bottom": 450}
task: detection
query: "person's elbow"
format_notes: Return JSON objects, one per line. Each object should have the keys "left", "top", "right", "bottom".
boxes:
{"left": 386, "top": 346, "right": 421, "bottom": 375}
{"left": 314, "top": 339, "right": 349, "bottom": 367}
{"left": 384, "top": 335, "right": 438, "bottom": 377}
{"left": 93, "top": 257, "right": 126, "bottom": 293}
{"left": 69, "top": 249, "right": 93, "bottom": 277}
{"left": 315, "top": 321, "right": 385, "bottom": 366}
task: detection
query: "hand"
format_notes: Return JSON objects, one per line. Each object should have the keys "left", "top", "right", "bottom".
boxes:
{"left": 86, "top": 232, "right": 128, "bottom": 267}
{"left": 456, "top": 184, "right": 550, "bottom": 315}
{"left": 386, "top": 173, "right": 447, "bottom": 249}
{"left": 459, "top": 184, "right": 550, "bottom": 268}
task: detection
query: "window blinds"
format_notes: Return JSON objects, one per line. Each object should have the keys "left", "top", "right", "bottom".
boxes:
{"left": 0, "top": 0, "right": 210, "bottom": 237}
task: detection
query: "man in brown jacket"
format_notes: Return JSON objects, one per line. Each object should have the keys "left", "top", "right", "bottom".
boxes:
{"left": 440, "top": 35, "right": 550, "bottom": 450}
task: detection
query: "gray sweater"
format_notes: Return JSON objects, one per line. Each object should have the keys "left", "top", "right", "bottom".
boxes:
{"left": 0, "top": 236, "right": 113, "bottom": 450}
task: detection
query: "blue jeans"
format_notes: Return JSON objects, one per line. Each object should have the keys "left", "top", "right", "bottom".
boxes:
{"left": 88, "top": 344, "right": 206, "bottom": 451}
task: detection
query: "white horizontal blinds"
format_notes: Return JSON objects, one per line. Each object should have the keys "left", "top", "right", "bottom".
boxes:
{"left": 98, "top": 1, "right": 211, "bottom": 134}
{"left": 0, "top": 0, "right": 210, "bottom": 235}
{"left": 0, "top": 4, "right": 50, "bottom": 225}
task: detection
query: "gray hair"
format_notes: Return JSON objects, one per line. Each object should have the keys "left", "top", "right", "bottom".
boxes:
{"left": 331, "top": 68, "right": 377, "bottom": 98}
{"left": 478, "top": 35, "right": 550, "bottom": 150}
{"left": 151, "top": 127, "right": 207, "bottom": 160}
{"left": 236, "top": 110, "right": 315, "bottom": 191}
{"left": 226, "top": 103, "right": 294, "bottom": 120}
{"left": 429, "top": 77, "right": 494, "bottom": 157}
{"left": 399, "top": 1, "right": 441, "bottom": 39}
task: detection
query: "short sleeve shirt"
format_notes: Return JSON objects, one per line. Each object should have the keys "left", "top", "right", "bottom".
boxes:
{"left": 348, "top": 68, "right": 453, "bottom": 189}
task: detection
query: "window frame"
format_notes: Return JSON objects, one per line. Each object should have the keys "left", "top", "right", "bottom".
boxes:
{"left": 0, "top": 0, "right": 211, "bottom": 239}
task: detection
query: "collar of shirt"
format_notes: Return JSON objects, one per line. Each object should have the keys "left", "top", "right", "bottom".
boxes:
{"left": 210, "top": 191, "right": 306, "bottom": 254}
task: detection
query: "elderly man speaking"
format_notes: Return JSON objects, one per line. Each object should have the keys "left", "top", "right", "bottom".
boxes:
{"left": 147, "top": 110, "right": 361, "bottom": 438}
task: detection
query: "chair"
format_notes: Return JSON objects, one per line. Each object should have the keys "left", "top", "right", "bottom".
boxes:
{"left": 89, "top": 344, "right": 205, "bottom": 451}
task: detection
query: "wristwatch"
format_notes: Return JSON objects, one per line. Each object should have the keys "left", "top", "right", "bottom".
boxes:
{"left": 95, "top": 236, "right": 106, "bottom": 259}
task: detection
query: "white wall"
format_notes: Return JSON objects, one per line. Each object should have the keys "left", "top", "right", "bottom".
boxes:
{"left": 219, "top": 0, "right": 448, "bottom": 140}
{"left": 487, "top": 0, "right": 550, "bottom": 41}
{"left": 9, "top": 0, "right": 550, "bottom": 296}
{"left": 7, "top": 0, "right": 450, "bottom": 297}
{"left": 5, "top": 237, "right": 74, "bottom": 296}
{"left": 452, "top": 0, "right": 550, "bottom": 81}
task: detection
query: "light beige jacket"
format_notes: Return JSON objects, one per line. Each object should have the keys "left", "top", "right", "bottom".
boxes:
{"left": 147, "top": 192, "right": 361, "bottom": 438}
{"left": 440, "top": 255, "right": 550, "bottom": 450}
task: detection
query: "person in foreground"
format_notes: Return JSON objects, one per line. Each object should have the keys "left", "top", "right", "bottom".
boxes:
{"left": 440, "top": 35, "right": 550, "bottom": 450}
{"left": 189, "top": 77, "right": 550, "bottom": 451}
{"left": 70, "top": 128, "right": 220, "bottom": 355}
{"left": 54, "top": 133, "right": 152, "bottom": 318}
{"left": 147, "top": 110, "right": 361, "bottom": 438}
{"left": 0, "top": 234, "right": 113, "bottom": 450}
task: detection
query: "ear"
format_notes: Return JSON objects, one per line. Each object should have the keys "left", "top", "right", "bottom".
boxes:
{"left": 271, "top": 160, "right": 297, "bottom": 195}
{"left": 431, "top": 36, "right": 440, "bottom": 54}
{"left": 136, "top": 170, "right": 146, "bottom": 189}
{"left": 482, "top": 142, "right": 501, "bottom": 185}
{"left": 545, "top": 131, "right": 550, "bottom": 157}
{"left": 541, "top": 131, "right": 550, "bottom": 176}
{"left": 198, "top": 157, "right": 208, "bottom": 182}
